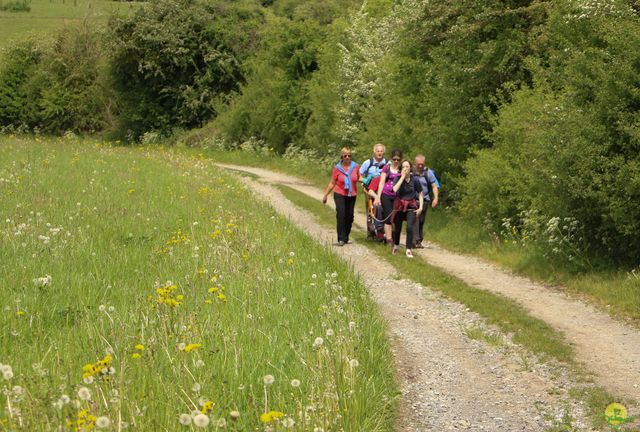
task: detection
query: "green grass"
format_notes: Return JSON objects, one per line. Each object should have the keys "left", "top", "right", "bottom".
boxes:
{"left": 0, "top": 0, "right": 141, "bottom": 48}
{"left": 275, "top": 184, "right": 574, "bottom": 364}
{"left": 0, "top": 136, "right": 398, "bottom": 430}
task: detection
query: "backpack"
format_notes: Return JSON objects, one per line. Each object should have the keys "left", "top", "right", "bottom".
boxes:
{"left": 428, "top": 168, "right": 441, "bottom": 189}
{"left": 365, "top": 157, "right": 386, "bottom": 177}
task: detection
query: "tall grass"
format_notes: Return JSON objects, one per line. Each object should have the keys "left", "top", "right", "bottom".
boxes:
{"left": 0, "top": 136, "right": 397, "bottom": 430}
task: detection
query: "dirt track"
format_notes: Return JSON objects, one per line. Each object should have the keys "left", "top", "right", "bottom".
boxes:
{"left": 219, "top": 163, "right": 640, "bottom": 430}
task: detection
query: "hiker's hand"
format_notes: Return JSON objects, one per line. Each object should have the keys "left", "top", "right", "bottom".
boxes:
{"left": 432, "top": 197, "right": 438, "bottom": 208}
{"left": 374, "top": 197, "right": 380, "bottom": 207}
{"left": 402, "top": 166, "right": 410, "bottom": 177}
{"left": 416, "top": 207, "right": 422, "bottom": 216}
{"left": 322, "top": 195, "right": 328, "bottom": 204}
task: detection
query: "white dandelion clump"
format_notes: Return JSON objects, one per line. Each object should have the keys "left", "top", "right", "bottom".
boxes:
{"left": 263, "top": 374, "right": 274, "bottom": 385}
{"left": 96, "top": 416, "right": 111, "bottom": 429}
{"left": 1, "top": 364, "right": 13, "bottom": 380}
{"left": 348, "top": 321, "right": 356, "bottom": 332}
{"left": 192, "top": 382, "right": 201, "bottom": 393}
{"left": 229, "top": 410, "right": 240, "bottom": 420}
{"left": 32, "top": 275, "right": 52, "bottom": 287}
{"left": 195, "top": 360, "right": 205, "bottom": 368}
{"left": 77, "top": 386, "right": 91, "bottom": 401}
{"left": 283, "top": 418, "right": 295, "bottom": 428}
{"left": 325, "top": 329, "right": 334, "bottom": 337}
{"left": 83, "top": 375, "right": 94, "bottom": 385}
{"left": 313, "top": 337, "right": 324, "bottom": 349}
{"left": 290, "top": 379, "right": 301, "bottom": 388}
{"left": 216, "top": 418, "right": 226, "bottom": 427}
{"left": 193, "top": 413, "right": 210, "bottom": 428}
{"left": 179, "top": 414, "right": 192, "bottom": 426}
{"left": 349, "top": 358, "right": 359, "bottom": 368}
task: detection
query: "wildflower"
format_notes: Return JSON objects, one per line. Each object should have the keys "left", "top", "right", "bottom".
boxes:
{"left": 260, "top": 411, "right": 284, "bottom": 423}
{"left": 183, "top": 343, "right": 202, "bottom": 353}
{"left": 78, "top": 387, "right": 92, "bottom": 401}
{"left": 200, "top": 400, "right": 213, "bottom": 414}
{"left": 83, "top": 375, "right": 94, "bottom": 384}
{"left": 96, "top": 416, "right": 111, "bottom": 428}
{"left": 135, "top": 344, "right": 144, "bottom": 351}
{"left": 229, "top": 410, "right": 240, "bottom": 420}
{"left": 216, "top": 418, "right": 226, "bottom": 427}
{"left": 290, "top": 379, "right": 300, "bottom": 388}
{"left": 98, "top": 305, "right": 106, "bottom": 312}
{"left": 349, "top": 359, "right": 359, "bottom": 368}
{"left": 263, "top": 374, "right": 274, "bottom": 385}
{"left": 32, "top": 275, "right": 52, "bottom": 287}
{"left": 195, "top": 360, "right": 205, "bottom": 368}
{"left": 178, "top": 343, "right": 186, "bottom": 351}
{"left": 313, "top": 337, "right": 324, "bottom": 348}
{"left": 132, "top": 353, "right": 141, "bottom": 359}
{"left": 283, "top": 418, "right": 295, "bottom": 428}
{"left": 192, "top": 383, "right": 201, "bottom": 393}
{"left": 326, "top": 329, "right": 334, "bottom": 337}
{"left": 2, "top": 364, "right": 13, "bottom": 380}
{"left": 179, "top": 414, "right": 192, "bottom": 426}
{"left": 193, "top": 413, "right": 210, "bottom": 428}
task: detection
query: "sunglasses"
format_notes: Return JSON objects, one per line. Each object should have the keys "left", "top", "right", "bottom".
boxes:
{"left": 392, "top": 158, "right": 401, "bottom": 161}
{"left": 342, "top": 154, "right": 352, "bottom": 158}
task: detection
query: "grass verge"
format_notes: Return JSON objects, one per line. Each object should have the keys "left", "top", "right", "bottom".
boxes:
{"left": 0, "top": 136, "right": 398, "bottom": 431}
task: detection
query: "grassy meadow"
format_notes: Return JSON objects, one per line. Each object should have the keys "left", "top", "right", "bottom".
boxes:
{"left": 0, "top": 136, "right": 397, "bottom": 430}
{"left": 0, "top": 0, "right": 140, "bottom": 48}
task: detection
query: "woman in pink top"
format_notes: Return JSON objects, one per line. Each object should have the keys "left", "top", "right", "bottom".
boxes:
{"left": 322, "top": 147, "right": 360, "bottom": 246}
{"left": 373, "top": 148, "right": 402, "bottom": 245}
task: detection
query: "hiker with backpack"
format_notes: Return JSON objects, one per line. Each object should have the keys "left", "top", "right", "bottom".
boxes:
{"left": 413, "top": 154, "right": 440, "bottom": 249}
{"left": 374, "top": 148, "right": 403, "bottom": 245}
{"left": 322, "top": 147, "right": 360, "bottom": 246}
{"left": 391, "top": 159, "right": 424, "bottom": 258}
{"left": 359, "top": 143, "right": 387, "bottom": 240}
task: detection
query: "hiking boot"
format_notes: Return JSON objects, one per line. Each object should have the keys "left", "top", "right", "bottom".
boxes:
{"left": 337, "top": 241, "right": 345, "bottom": 246}
{"left": 406, "top": 249, "right": 414, "bottom": 258}
{"left": 392, "top": 245, "right": 398, "bottom": 255}
{"left": 414, "top": 242, "right": 424, "bottom": 249}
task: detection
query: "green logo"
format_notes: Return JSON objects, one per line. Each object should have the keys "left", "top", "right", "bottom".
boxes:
{"left": 604, "top": 402, "right": 638, "bottom": 430}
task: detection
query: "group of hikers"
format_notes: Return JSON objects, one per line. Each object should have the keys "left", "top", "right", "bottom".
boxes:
{"left": 322, "top": 144, "right": 439, "bottom": 258}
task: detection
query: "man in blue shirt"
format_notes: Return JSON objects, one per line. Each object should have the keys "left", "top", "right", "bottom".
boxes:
{"left": 413, "top": 154, "right": 439, "bottom": 248}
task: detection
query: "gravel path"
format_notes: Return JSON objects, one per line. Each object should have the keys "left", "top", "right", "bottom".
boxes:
{"left": 218, "top": 163, "right": 640, "bottom": 430}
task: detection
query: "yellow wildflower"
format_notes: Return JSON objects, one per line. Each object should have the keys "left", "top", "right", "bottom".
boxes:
{"left": 183, "top": 343, "right": 202, "bottom": 353}
{"left": 135, "top": 344, "right": 144, "bottom": 351}
{"left": 132, "top": 353, "right": 141, "bottom": 359}
{"left": 260, "top": 411, "right": 285, "bottom": 423}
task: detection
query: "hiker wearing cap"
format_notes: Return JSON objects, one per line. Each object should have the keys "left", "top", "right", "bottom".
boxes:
{"left": 322, "top": 147, "right": 360, "bottom": 246}
{"left": 374, "top": 148, "right": 403, "bottom": 245}
{"left": 413, "top": 154, "right": 439, "bottom": 249}
{"left": 392, "top": 159, "right": 424, "bottom": 258}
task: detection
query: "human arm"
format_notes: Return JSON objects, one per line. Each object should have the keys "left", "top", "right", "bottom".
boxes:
{"left": 322, "top": 170, "right": 337, "bottom": 204}
{"left": 374, "top": 171, "right": 387, "bottom": 206}
{"left": 392, "top": 165, "right": 410, "bottom": 193}
{"left": 431, "top": 183, "right": 439, "bottom": 208}
{"left": 416, "top": 191, "right": 424, "bottom": 216}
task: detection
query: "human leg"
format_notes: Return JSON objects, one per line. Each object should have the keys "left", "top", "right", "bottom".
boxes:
{"left": 333, "top": 193, "right": 348, "bottom": 243}
{"left": 345, "top": 196, "right": 356, "bottom": 242}
{"left": 405, "top": 210, "right": 416, "bottom": 250}
{"left": 381, "top": 194, "right": 395, "bottom": 243}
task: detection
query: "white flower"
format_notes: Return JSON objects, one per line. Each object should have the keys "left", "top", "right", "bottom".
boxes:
{"left": 179, "top": 414, "right": 192, "bottom": 426}
{"left": 193, "top": 413, "right": 210, "bottom": 428}
{"left": 98, "top": 305, "right": 106, "bottom": 312}
{"left": 192, "top": 383, "right": 201, "bottom": 393}
{"left": 313, "top": 337, "right": 324, "bottom": 348}
{"left": 60, "top": 394, "right": 70, "bottom": 404}
{"left": 3, "top": 369, "right": 13, "bottom": 380}
{"left": 83, "top": 375, "right": 94, "bottom": 384}
{"left": 290, "top": 379, "right": 300, "bottom": 388}
{"left": 178, "top": 343, "right": 186, "bottom": 351}
{"left": 349, "top": 359, "right": 359, "bottom": 368}
{"left": 263, "top": 374, "right": 274, "bottom": 385}
{"left": 195, "top": 360, "right": 205, "bottom": 368}
{"left": 78, "top": 387, "right": 91, "bottom": 401}
{"left": 283, "top": 418, "right": 295, "bottom": 428}
{"left": 229, "top": 410, "right": 240, "bottom": 420}
{"left": 96, "top": 416, "right": 111, "bottom": 429}
{"left": 326, "top": 329, "right": 334, "bottom": 337}
{"left": 216, "top": 418, "right": 226, "bottom": 427}
{"left": 348, "top": 321, "right": 356, "bottom": 332}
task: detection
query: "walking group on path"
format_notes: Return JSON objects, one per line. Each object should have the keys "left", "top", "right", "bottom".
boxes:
{"left": 322, "top": 144, "right": 439, "bottom": 257}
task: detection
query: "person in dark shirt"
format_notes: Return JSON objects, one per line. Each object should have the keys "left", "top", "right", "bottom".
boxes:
{"left": 391, "top": 160, "right": 424, "bottom": 258}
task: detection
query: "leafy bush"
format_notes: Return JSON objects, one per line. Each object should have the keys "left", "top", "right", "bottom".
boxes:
{"left": 107, "top": 0, "right": 264, "bottom": 140}
{"left": 0, "top": 23, "right": 113, "bottom": 134}
{"left": 0, "top": 0, "right": 30, "bottom": 11}
{"left": 461, "top": 0, "right": 640, "bottom": 265}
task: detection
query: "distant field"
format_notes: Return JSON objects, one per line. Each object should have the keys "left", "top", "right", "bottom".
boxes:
{"left": 0, "top": 0, "right": 142, "bottom": 48}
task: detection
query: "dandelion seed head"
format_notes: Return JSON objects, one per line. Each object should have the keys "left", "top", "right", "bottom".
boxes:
{"left": 179, "top": 414, "right": 192, "bottom": 425}
{"left": 96, "top": 416, "right": 111, "bottom": 429}
{"left": 193, "top": 413, "right": 210, "bottom": 428}
{"left": 78, "top": 386, "right": 91, "bottom": 401}
{"left": 290, "top": 379, "right": 301, "bottom": 388}
{"left": 263, "top": 374, "right": 274, "bottom": 385}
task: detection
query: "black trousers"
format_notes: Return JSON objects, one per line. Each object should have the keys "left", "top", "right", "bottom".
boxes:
{"left": 414, "top": 204, "right": 430, "bottom": 244}
{"left": 393, "top": 209, "right": 417, "bottom": 249}
{"left": 334, "top": 193, "right": 357, "bottom": 243}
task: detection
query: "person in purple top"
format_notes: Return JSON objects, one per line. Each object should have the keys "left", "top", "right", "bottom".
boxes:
{"left": 373, "top": 148, "right": 402, "bottom": 245}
